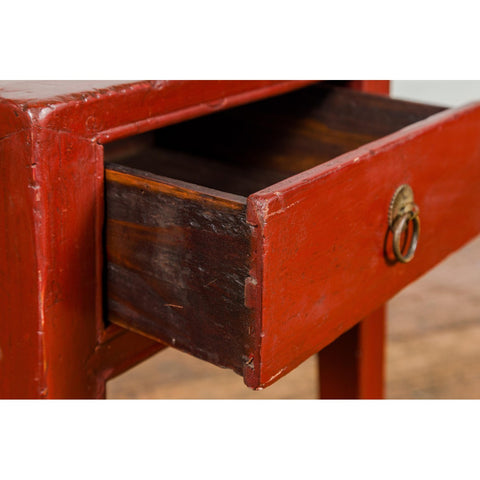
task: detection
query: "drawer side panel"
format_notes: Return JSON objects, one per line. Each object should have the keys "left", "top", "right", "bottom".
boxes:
{"left": 105, "top": 166, "right": 253, "bottom": 375}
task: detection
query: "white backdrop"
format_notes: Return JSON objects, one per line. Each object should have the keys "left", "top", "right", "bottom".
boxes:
{"left": 392, "top": 80, "right": 480, "bottom": 107}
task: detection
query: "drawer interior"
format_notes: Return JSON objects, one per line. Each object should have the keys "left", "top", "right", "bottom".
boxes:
{"left": 104, "top": 84, "right": 444, "bottom": 196}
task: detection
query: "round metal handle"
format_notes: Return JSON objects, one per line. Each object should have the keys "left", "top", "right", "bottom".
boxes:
{"left": 392, "top": 208, "right": 420, "bottom": 263}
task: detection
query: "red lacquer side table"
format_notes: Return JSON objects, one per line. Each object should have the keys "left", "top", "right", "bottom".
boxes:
{"left": 1, "top": 80, "right": 478, "bottom": 399}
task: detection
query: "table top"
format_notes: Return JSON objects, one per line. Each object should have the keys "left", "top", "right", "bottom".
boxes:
{"left": 0, "top": 80, "right": 316, "bottom": 142}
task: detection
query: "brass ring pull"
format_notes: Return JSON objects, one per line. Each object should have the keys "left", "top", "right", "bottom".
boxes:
{"left": 392, "top": 208, "right": 420, "bottom": 263}
{"left": 388, "top": 184, "right": 420, "bottom": 264}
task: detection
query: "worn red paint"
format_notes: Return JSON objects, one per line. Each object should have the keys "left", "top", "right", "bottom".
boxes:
{"left": 246, "top": 100, "right": 480, "bottom": 388}
{"left": 7, "top": 80, "right": 465, "bottom": 399}
{"left": 0, "top": 80, "right": 317, "bottom": 398}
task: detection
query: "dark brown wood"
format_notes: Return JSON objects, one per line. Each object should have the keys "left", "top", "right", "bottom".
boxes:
{"left": 105, "top": 164, "right": 253, "bottom": 375}
{"left": 104, "top": 84, "right": 444, "bottom": 197}
{"left": 124, "top": 84, "right": 444, "bottom": 179}
{"left": 106, "top": 147, "right": 290, "bottom": 198}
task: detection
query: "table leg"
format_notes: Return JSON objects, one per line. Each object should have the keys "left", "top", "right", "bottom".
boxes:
{"left": 0, "top": 128, "right": 104, "bottom": 398}
{"left": 317, "top": 306, "right": 386, "bottom": 399}
{"left": 0, "top": 122, "right": 190, "bottom": 398}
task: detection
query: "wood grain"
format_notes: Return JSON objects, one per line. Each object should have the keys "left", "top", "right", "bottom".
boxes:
{"left": 132, "top": 84, "right": 444, "bottom": 176}
{"left": 104, "top": 84, "right": 444, "bottom": 196}
{"left": 105, "top": 165, "right": 253, "bottom": 375}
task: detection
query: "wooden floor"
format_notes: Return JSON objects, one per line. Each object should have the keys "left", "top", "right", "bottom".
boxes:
{"left": 108, "top": 236, "right": 480, "bottom": 399}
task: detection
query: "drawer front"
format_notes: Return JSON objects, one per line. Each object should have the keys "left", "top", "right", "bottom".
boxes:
{"left": 247, "top": 103, "right": 480, "bottom": 387}
{"left": 105, "top": 86, "right": 480, "bottom": 389}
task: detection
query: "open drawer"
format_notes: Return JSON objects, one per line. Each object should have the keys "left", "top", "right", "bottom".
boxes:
{"left": 104, "top": 84, "right": 480, "bottom": 389}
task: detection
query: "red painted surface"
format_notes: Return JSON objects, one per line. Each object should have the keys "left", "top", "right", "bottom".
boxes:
{"left": 4, "top": 79, "right": 471, "bottom": 399}
{"left": 90, "top": 327, "right": 167, "bottom": 396}
{"left": 0, "top": 130, "right": 43, "bottom": 398}
{"left": 0, "top": 80, "right": 317, "bottom": 398}
{"left": 319, "top": 306, "right": 385, "bottom": 399}
{"left": 0, "top": 127, "right": 104, "bottom": 398}
{"left": 247, "top": 100, "right": 480, "bottom": 388}
{"left": 349, "top": 80, "right": 390, "bottom": 96}
{"left": 0, "top": 80, "right": 316, "bottom": 142}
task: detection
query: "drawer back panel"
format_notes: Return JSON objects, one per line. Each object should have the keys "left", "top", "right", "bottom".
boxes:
{"left": 105, "top": 85, "right": 444, "bottom": 197}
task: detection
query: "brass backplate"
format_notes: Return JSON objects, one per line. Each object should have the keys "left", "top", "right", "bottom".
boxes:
{"left": 388, "top": 184, "right": 415, "bottom": 227}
